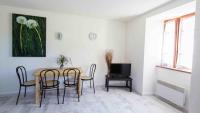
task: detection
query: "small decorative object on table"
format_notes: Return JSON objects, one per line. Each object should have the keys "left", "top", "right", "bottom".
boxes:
{"left": 57, "top": 55, "right": 69, "bottom": 69}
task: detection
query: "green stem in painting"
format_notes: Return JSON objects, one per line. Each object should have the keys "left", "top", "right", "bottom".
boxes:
{"left": 20, "top": 24, "right": 23, "bottom": 53}
{"left": 34, "top": 28, "right": 43, "bottom": 55}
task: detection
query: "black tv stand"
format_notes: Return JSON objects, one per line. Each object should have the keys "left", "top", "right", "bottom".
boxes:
{"left": 105, "top": 75, "right": 132, "bottom": 92}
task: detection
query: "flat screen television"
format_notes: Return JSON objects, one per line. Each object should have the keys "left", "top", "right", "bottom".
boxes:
{"left": 110, "top": 63, "right": 131, "bottom": 78}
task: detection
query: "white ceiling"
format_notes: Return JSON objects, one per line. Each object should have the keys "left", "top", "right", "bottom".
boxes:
{"left": 0, "top": 0, "right": 172, "bottom": 21}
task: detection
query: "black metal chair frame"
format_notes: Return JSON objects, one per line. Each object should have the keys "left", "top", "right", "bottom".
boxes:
{"left": 39, "top": 69, "right": 60, "bottom": 107}
{"left": 62, "top": 68, "right": 80, "bottom": 104}
{"left": 16, "top": 66, "right": 35, "bottom": 105}
{"left": 81, "top": 64, "right": 96, "bottom": 95}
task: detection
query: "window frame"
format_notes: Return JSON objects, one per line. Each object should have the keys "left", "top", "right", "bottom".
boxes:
{"left": 161, "top": 12, "right": 195, "bottom": 72}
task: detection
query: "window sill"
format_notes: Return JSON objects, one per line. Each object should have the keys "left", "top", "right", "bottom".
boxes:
{"left": 156, "top": 65, "right": 192, "bottom": 74}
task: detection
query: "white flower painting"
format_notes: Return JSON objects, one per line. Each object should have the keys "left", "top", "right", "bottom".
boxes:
{"left": 12, "top": 14, "right": 46, "bottom": 57}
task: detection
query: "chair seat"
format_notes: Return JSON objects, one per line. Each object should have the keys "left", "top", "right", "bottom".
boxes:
{"left": 24, "top": 80, "right": 35, "bottom": 86}
{"left": 81, "top": 76, "right": 92, "bottom": 80}
{"left": 43, "top": 80, "right": 59, "bottom": 87}
{"left": 64, "top": 80, "right": 77, "bottom": 85}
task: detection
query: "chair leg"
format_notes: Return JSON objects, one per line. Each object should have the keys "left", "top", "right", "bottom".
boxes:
{"left": 57, "top": 87, "right": 59, "bottom": 104}
{"left": 105, "top": 79, "right": 107, "bottom": 88}
{"left": 130, "top": 80, "right": 132, "bottom": 92}
{"left": 16, "top": 86, "right": 21, "bottom": 105}
{"left": 77, "top": 82, "right": 80, "bottom": 102}
{"left": 107, "top": 80, "right": 109, "bottom": 92}
{"left": 40, "top": 89, "right": 44, "bottom": 107}
{"left": 92, "top": 79, "right": 95, "bottom": 94}
{"left": 90, "top": 80, "right": 92, "bottom": 88}
{"left": 126, "top": 81, "right": 128, "bottom": 87}
{"left": 24, "top": 86, "right": 26, "bottom": 97}
{"left": 78, "top": 95, "right": 80, "bottom": 102}
{"left": 81, "top": 80, "right": 83, "bottom": 95}
{"left": 43, "top": 90, "right": 46, "bottom": 98}
{"left": 62, "top": 87, "right": 66, "bottom": 104}
{"left": 105, "top": 78, "right": 108, "bottom": 88}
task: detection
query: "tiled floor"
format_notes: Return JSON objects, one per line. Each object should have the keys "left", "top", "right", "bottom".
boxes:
{"left": 0, "top": 87, "right": 182, "bottom": 113}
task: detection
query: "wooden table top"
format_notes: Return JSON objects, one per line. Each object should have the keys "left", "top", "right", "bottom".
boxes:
{"left": 33, "top": 67, "right": 83, "bottom": 77}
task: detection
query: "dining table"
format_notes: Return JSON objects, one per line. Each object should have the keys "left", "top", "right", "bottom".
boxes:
{"left": 33, "top": 67, "right": 84, "bottom": 105}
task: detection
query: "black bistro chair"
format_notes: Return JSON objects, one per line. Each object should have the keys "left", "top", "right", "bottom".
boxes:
{"left": 39, "top": 69, "right": 60, "bottom": 107}
{"left": 62, "top": 68, "right": 81, "bottom": 104}
{"left": 16, "top": 66, "right": 35, "bottom": 105}
{"left": 81, "top": 64, "right": 96, "bottom": 95}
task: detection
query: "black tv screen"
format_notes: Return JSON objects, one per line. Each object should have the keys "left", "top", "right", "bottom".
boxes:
{"left": 110, "top": 63, "right": 131, "bottom": 78}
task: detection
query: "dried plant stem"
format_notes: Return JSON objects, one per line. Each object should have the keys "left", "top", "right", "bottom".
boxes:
{"left": 105, "top": 50, "right": 113, "bottom": 74}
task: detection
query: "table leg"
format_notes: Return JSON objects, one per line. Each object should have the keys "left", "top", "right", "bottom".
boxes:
{"left": 35, "top": 76, "right": 40, "bottom": 105}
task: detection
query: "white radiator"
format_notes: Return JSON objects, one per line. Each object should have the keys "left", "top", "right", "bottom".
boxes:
{"left": 155, "top": 80, "right": 186, "bottom": 107}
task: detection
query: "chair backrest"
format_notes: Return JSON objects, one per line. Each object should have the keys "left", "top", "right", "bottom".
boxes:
{"left": 16, "top": 66, "right": 28, "bottom": 85}
{"left": 40, "top": 69, "right": 60, "bottom": 87}
{"left": 63, "top": 68, "right": 80, "bottom": 86}
{"left": 89, "top": 64, "right": 96, "bottom": 78}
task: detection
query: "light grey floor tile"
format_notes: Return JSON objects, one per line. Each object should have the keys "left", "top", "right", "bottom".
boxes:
{"left": 0, "top": 86, "right": 182, "bottom": 113}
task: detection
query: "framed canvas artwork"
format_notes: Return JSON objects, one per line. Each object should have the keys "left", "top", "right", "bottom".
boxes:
{"left": 12, "top": 14, "right": 46, "bottom": 57}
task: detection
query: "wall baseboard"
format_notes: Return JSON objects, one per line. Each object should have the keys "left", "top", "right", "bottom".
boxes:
{"left": 155, "top": 95, "right": 188, "bottom": 113}
{"left": 0, "top": 85, "right": 105, "bottom": 96}
{"left": 0, "top": 89, "right": 37, "bottom": 96}
{"left": 142, "top": 92, "right": 154, "bottom": 96}
{"left": 0, "top": 90, "right": 19, "bottom": 96}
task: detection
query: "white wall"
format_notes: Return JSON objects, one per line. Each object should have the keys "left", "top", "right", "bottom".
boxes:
{"left": 189, "top": 0, "right": 200, "bottom": 113}
{"left": 0, "top": 5, "right": 126, "bottom": 94}
{"left": 142, "top": 16, "right": 163, "bottom": 95}
{"left": 126, "top": 0, "right": 194, "bottom": 95}
{"left": 126, "top": 17, "right": 145, "bottom": 94}
{"left": 144, "top": 1, "right": 195, "bottom": 96}
{"left": 142, "top": 3, "right": 195, "bottom": 111}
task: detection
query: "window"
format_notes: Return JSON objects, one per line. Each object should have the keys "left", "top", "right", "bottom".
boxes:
{"left": 161, "top": 13, "right": 195, "bottom": 70}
